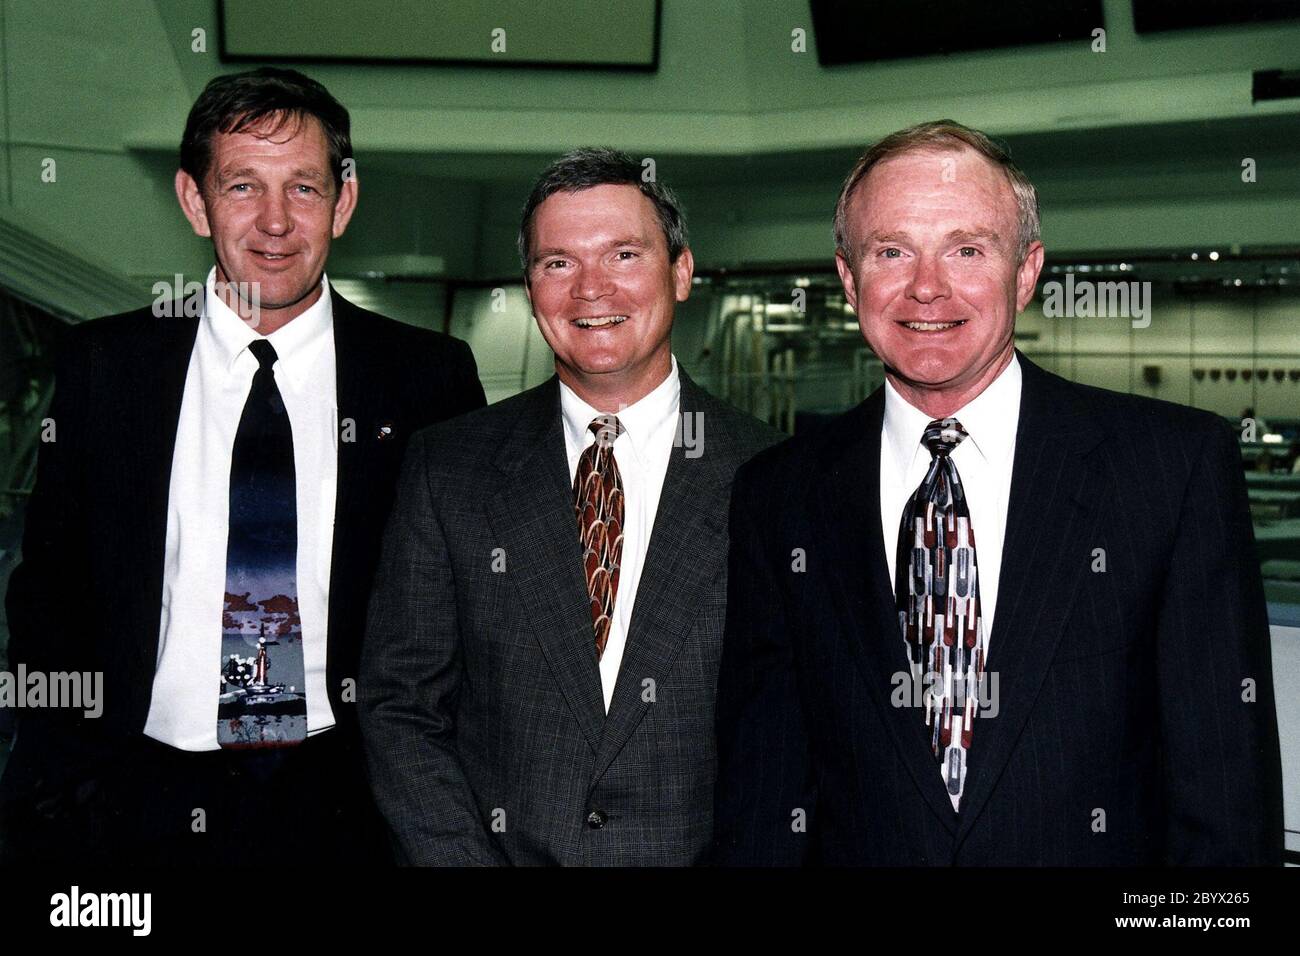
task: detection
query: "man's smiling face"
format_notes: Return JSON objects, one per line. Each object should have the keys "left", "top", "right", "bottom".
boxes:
{"left": 525, "top": 183, "right": 692, "bottom": 402}
{"left": 835, "top": 146, "right": 1042, "bottom": 413}
{"left": 176, "top": 112, "right": 356, "bottom": 328}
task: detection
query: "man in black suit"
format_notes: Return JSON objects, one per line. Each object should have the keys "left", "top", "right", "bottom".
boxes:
{"left": 0, "top": 68, "right": 484, "bottom": 865}
{"left": 359, "top": 148, "right": 781, "bottom": 865}
{"left": 714, "top": 120, "right": 1283, "bottom": 865}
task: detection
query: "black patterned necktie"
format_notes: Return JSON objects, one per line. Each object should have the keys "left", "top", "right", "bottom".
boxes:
{"left": 574, "top": 416, "right": 624, "bottom": 661}
{"left": 894, "top": 417, "right": 985, "bottom": 806}
{"left": 218, "top": 338, "right": 307, "bottom": 749}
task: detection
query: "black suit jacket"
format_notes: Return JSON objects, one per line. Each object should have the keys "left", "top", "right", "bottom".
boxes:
{"left": 715, "top": 352, "right": 1284, "bottom": 865}
{"left": 1, "top": 288, "right": 485, "bottom": 835}
{"left": 359, "top": 368, "right": 783, "bottom": 865}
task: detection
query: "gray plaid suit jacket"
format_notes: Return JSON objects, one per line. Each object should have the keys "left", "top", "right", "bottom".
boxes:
{"left": 359, "top": 366, "right": 782, "bottom": 865}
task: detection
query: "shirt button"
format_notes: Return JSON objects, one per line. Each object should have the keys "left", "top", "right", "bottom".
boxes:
{"left": 586, "top": 809, "right": 607, "bottom": 829}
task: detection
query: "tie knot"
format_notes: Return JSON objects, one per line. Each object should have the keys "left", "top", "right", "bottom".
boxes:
{"left": 588, "top": 415, "right": 622, "bottom": 449}
{"left": 247, "top": 338, "right": 279, "bottom": 372}
{"left": 921, "top": 417, "right": 968, "bottom": 458}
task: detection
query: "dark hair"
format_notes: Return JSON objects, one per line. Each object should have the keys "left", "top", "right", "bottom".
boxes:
{"left": 180, "top": 67, "right": 352, "bottom": 194}
{"left": 517, "top": 146, "right": 688, "bottom": 271}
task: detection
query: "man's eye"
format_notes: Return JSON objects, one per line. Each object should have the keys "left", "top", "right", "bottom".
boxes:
{"left": 879, "top": 247, "right": 902, "bottom": 259}
{"left": 231, "top": 183, "right": 251, "bottom": 193}
{"left": 957, "top": 246, "right": 980, "bottom": 257}
{"left": 544, "top": 259, "right": 568, "bottom": 270}
{"left": 616, "top": 250, "right": 639, "bottom": 260}
{"left": 295, "top": 185, "right": 317, "bottom": 195}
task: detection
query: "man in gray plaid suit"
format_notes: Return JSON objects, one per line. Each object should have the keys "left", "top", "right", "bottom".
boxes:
{"left": 358, "top": 148, "right": 782, "bottom": 865}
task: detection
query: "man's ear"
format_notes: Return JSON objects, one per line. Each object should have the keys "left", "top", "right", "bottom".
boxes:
{"left": 672, "top": 247, "right": 695, "bottom": 302}
{"left": 330, "top": 176, "right": 359, "bottom": 239}
{"left": 1014, "top": 240, "right": 1045, "bottom": 314}
{"left": 834, "top": 250, "right": 860, "bottom": 313}
{"left": 175, "top": 169, "right": 211, "bottom": 238}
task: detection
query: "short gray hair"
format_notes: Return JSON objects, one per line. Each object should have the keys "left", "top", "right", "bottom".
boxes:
{"left": 833, "top": 119, "right": 1040, "bottom": 263}
{"left": 517, "top": 146, "right": 688, "bottom": 272}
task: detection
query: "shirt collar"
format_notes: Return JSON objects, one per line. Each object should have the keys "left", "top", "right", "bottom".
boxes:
{"left": 883, "top": 352, "right": 1022, "bottom": 474}
{"left": 202, "top": 266, "right": 333, "bottom": 389}
{"left": 559, "top": 354, "right": 681, "bottom": 460}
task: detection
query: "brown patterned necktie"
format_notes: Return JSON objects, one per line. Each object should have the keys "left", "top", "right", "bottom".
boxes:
{"left": 894, "top": 417, "right": 985, "bottom": 807}
{"left": 574, "top": 415, "right": 624, "bottom": 660}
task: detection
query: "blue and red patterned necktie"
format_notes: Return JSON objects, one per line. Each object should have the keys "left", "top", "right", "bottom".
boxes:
{"left": 894, "top": 417, "right": 985, "bottom": 806}
{"left": 574, "top": 415, "right": 624, "bottom": 660}
{"left": 218, "top": 338, "right": 307, "bottom": 748}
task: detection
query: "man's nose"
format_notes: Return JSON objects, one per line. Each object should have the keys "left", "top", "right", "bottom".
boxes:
{"left": 906, "top": 254, "right": 950, "bottom": 304}
{"left": 572, "top": 262, "right": 615, "bottom": 301}
{"left": 256, "top": 191, "right": 292, "bottom": 237}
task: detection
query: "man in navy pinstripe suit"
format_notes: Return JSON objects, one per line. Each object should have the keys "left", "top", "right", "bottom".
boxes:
{"left": 714, "top": 120, "right": 1283, "bottom": 865}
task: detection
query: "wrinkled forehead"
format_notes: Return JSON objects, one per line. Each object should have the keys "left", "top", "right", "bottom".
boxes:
{"left": 856, "top": 146, "right": 1018, "bottom": 224}
{"left": 223, "top": 108, "right": 315, "bottom": 142}
{"left": 531, "top": 184, "right": 663, "bottom": 246}
{"left": 209, "top": 112, "right": 327, "bottom": 164}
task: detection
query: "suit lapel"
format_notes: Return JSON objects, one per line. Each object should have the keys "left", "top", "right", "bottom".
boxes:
{"left": 814, "top": 392, "right": 961, "bottom": 833}
{"left": 126, "top": 314, "right": 199, "bottom": 707}
{"left": 326, "top": 292, "right": 389, "bottom": 701}
{"left": 953, "top": 354, "right": 1107, "bottom": 843}
{"left": 593, "top": 370, "right": 732, "bottom": 780}
{"left": 485, "top": 377, "right": 607, "bottom": 753}
{"left": 330, "top": 290, "right": 391, "bottom": 526}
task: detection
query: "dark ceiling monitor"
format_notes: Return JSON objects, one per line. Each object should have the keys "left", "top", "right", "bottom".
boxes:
{"left": 1132, "top": 0, "right": 1300, "bottom": 33}
{"left": 809, "top": 0, "right": 1105, "bottom": 66}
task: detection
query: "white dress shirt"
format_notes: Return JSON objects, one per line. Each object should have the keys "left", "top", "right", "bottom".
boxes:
{"left": 880, "top": 353, "right": 1022, "bottom": 660}
{"left": 144, "top": 268, "right": 338, "bottom": 750}
{"left": 560, "top": 355, "right": 681, "bottom": 712}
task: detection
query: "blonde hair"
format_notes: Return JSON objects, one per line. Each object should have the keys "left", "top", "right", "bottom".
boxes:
{"left": 833, "top": 119, "right": 1040, "bottom": 262}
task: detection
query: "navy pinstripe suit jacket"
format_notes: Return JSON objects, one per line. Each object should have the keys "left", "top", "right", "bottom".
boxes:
{"left": 714, "top": 351, "right": 1284, "bottom": 865}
